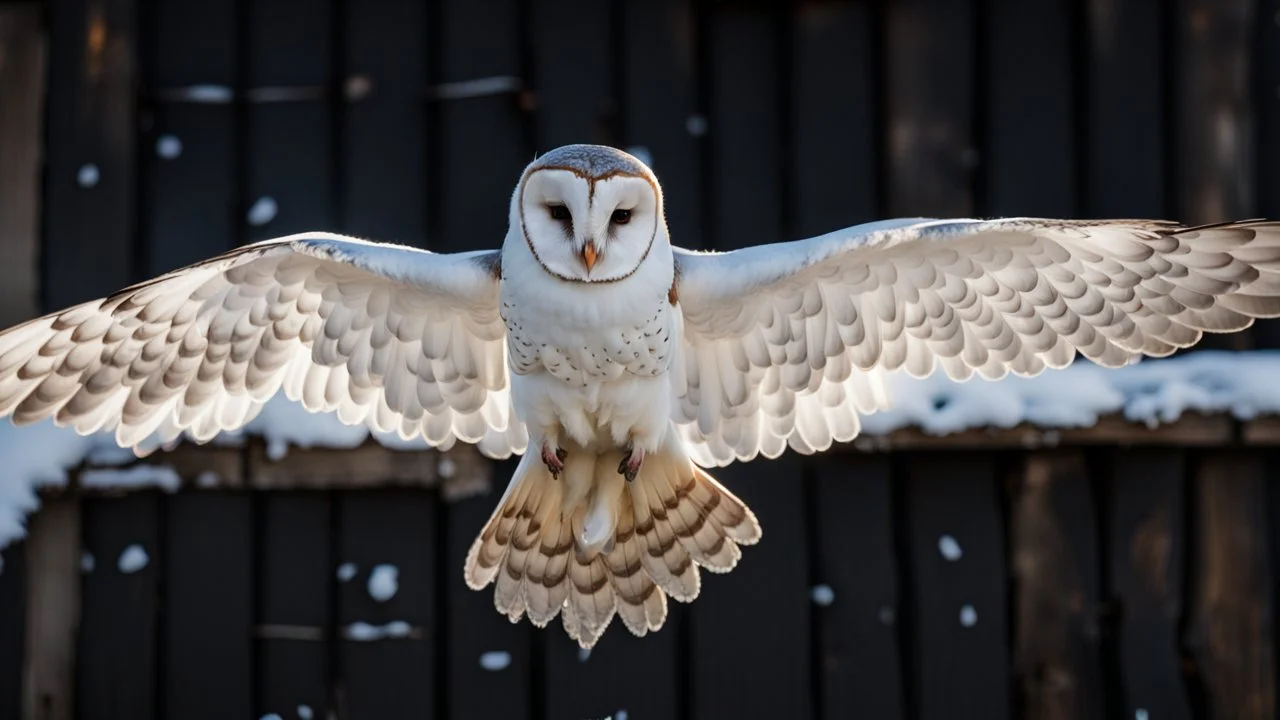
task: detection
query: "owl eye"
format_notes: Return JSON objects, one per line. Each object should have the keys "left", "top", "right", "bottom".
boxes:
{"left": 611, "top": 209, "right": 632, "bottom": 225}
{"left": 548, "top": 205, "right": 571, "bottom": 221}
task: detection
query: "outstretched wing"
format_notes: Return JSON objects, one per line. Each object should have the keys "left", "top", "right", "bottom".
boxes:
{"left": 672, "top": 218, "right": 1280, "bottom": 465}
{"left": 0, "top": 232, "right": 527, "bottom": 458}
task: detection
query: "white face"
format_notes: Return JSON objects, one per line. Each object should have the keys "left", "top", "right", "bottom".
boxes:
{"left": 518, "top": 169, "right": 660, "bottom": 283}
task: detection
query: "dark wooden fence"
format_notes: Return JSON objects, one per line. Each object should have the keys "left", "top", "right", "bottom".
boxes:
{"left": 3, "top": 0, "right": 1280, "bottom": 718}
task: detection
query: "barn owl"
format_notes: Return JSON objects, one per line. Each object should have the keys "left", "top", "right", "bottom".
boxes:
{"left": 2, "top": 144, "right": 1280, "bottom": 648}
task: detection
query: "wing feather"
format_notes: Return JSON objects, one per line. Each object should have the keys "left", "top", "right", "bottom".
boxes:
{"left": 0, "top": 232, "right": 527, "bottom": 458}
{"left": 674, "top": 218, "right": 1280, "bottom": 465}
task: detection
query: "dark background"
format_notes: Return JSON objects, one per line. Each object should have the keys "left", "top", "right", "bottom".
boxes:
{"left": 1, "top": 1, "right": 1280, "bottom": 719}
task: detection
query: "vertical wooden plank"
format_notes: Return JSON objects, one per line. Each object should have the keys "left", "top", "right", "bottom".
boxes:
{"left": 707, "top": 3, "right": 782, "bottom": 251}
{"left": 1173, "top": 0, "right": 1254, "bottom": 224}
{"left": 813, "top": 454, "right": 903, "bottom": 718}
{"left": 259, "top": 493, "right": 332, "bottom": 720}
{"left": 905, "top": 453, "right": 1010, "bottom": 720}
{"left": 619, "top": 0, "right": 701, "bottom": 245}
{"left": 343, "top": 0, "right": 428, "bottom": 245}
{"left": 1011, "top": 452, "right": 1104, "bottom": 720}
{"left": 0, "top": 541, "right": 23, "bottom": 720}
{"left": 692, "top": 458, "right": 812, "bottom": 719}
{"left": 544, "top": 608, "right": 679, "bottom": 719}
{"left": 1186, "top": 452, "right": 1275, "bottom": 720}
{"left": 1107, "top": 449, "right": 1193, "bottom": 720}
{"left": 77, "top": 493, "right": 159, "bottom": 720}
{"left": 531, "top": 0, "right": 614, "bottom": 148}
{"left": 245, "top": 0, "right": 333, "bottom": 243}
{"left": 0, "top": 3, "right": 44, "bottom": 326}
{"left": 791, "top": 0, "right": 878, "bottom": 236}
{"left": 140, "top": 0, "right": 237, "bottom": 274}
{"left": 984, "top": 0, "right": 1076, "bottom": 217}
{"left": 1253, "top": 0, "right": 1280, "bottom": 349}
{"left": 163, "top": 493, "right": 253, "bottom": 720}
{"left": 43, "top": 0, "right": 138, "bottom": 307}
{"left": 622, "top": 0, "right": 703, "bottom": 247}
{"left": 1083, "top": 0, "right": 1165, "bottom": 218}
{"left": 337, "top": 491, "right": 436, "bottom": 720}
{"left": 22, "top": 498, "right": 80, "bottom": 720}
{"left": 446, "top": 468, "right": 532, "bottom": 720}
{"left": 884, "top": 0, "right": 974, "bottom": 217}
{"left": 436, "top": 0, "right": 528, "bottom": 253}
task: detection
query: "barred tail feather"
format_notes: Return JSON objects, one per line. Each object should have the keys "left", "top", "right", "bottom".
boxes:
{"left": 463, "top": 432, "right": 761, "bottom": 649}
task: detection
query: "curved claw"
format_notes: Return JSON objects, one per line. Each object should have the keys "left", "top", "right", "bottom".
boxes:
{"left": 542, "top": 443, "right": 567, "bottom": 479}
{"left": 618, "top": 447, "right": 645, "bottom": 483}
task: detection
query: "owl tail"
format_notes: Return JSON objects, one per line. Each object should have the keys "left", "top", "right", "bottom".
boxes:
{"left": 463, "top": 431, "right": 761, "bottom": 649}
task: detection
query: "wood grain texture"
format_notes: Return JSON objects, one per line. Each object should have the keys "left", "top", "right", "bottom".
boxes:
{"left": 0, "top": 4, "right": 43, "bottom": 326}
{"left": 1108, "top": 449, "right": 1193, "bottom": 720}
{"left": 1011, "top": 452, "right": 1105, "bottom": 720}
{"left": 1186, "top": 452, "right": 1276, "bottom": 720}
{"left": 21, "top": 498, "right": 80, "bottom": 720}
{"left": 812, "top": 454, "right": 904, "bottom": 718}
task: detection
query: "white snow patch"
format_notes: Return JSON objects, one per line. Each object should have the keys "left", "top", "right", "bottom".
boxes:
{"left": 479, "top": 650, "right": 511, "bottom": 671}
{"left": 1135, "top": 710, "right": 1149, "bottom": 720}
{"left": 186, "top": 84, "right": 234, "bottom": 102}
{"left": 80, "top": 465, "right": 180, "bottom": 492}
{"left": 77, "top": 163, "right": 99, "bottom": 188}
{"left": 81, "top": 552, "right": 95, "bottom": 573}
{"left": 615, "top": 711, "right": 629, "bottom": 720}
{"left": 810, "top": 584, "right": 835, "bottom": 606}
{"left": 336, "top": 562, "right": 358, "bottom": 583}
{"left": 260, "top": 714, "right": 282, "bottom": 720}
{"left": 343, "top": 620, "right": 412, "bottom": 641}
{"left": 367, "top": 564, "right": 399, "bottom": 602}
{"left": 247, "top": 196, "right": 278, "bottom": 226}
{"left": 578, "top": 647, "right": 591, "bottom": 662}
{"left": 195, "top": 471, "right": 221, "bottom": 488}
{"left": 117, "top": 544, "right": 149, "bottom": 574}
{"left": 959, "top": 604, "right": 978, "bottom": 628}
{"left": 296, "top": 705, "right": 313, "bottom": 720}
{"left": 437, "top": 457, "right": 457, "bottom": 479}
{"left": 155, "top": 134, "right": 183, "bottom": 159}
{"left": 938, "top": 535, "right": 963, "bottom": 561}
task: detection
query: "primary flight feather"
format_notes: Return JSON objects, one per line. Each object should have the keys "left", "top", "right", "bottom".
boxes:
{"left": 3, "top": 144, "right": 1280, "bottom": 647}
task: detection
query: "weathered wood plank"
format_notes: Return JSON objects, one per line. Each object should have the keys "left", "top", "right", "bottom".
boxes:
{"left": 812, "top": 454, "right": 904, "bottom": 718}
{"left": 1254, "top": 0, "right": 1280, "bottom": 349}
{"left": 258, "top": 493, "right": 332, "bottom": 720}
{"left": 244, "top": 0, "right": 333, "bottom": 243}
{"left": 791, "top": 0, "right": 878, "bottom": 236}
{"left": 884, "top": 0, "right": 975, "bottom": 217}
{"left": 1107, "top": 449, "right": 1193, "bottom": 720}
{"left": 0, "top": 540, "right": 22, "bottom": 720}
{"left": 43, "top": 0, "right": 138, "bottom": 307}
{"left": 337, "top": 491, "right": 436, "bottom": 720}
{"left": 436, "top": 0, "right": 528, "bottom": 253}
{"left": 708, "top": 3, "right": 782, "bottom": 251}
{"left": 77, "top": 493, "right": 160, "bottom": 720}
{"left": 343, "top": 0, "right": 428, "bottom": 245}
{"left": 445, "top": 463, "right": 532, "bottom": 720}
{"left": 140, "top": 0, "right": 237, "bottom": 273}
{"left": 544, "top": 600, "right": 680, "bottom": 719}
{"left": 905, "top": 453, "right": 1010, "bottom": 720}
{"left": 21, "top": 498, "right": 80, "bottom": 720}
{"left": 531, "top": 0, "right": 614, "bottom": 148}
{"left": 984, "top": 0, "right": 1076, "bottom": 217}
{"left": 692, "top": 457, "right": 812, "bottom": 719}
{"left": 163, "top": 493, "right": 253, "bottom": 720}
{"left": 622, "top": 0, "right": 703, "bottom": 247}
{"left": 1011, "top": 452, "right": 1105, "bottom": 720}
{"left": 0, "top": 3, "right": 44, "bottom": 326}
{"left": 1083, "top": 0, "right": 1165, "bottom": 218}
{"left": 1186, "top": 452, "right": 1275, "bottom": 719}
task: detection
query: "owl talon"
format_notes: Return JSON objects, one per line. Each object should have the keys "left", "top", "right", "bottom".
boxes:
{"left": 542, "top": 444, "right": 566, "bottom": 479}
{"left": 618, "top": 447, "right": 645, "bottom": 482}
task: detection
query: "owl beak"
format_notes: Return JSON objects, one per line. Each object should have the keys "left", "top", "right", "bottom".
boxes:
{"left": 581, "top": 242, "right": 599, "bottom": 272}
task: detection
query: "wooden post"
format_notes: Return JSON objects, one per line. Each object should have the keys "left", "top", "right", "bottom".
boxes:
{"left": 22, "top": 498, "right": 82, "bottom": 720}
{"left": 0, "top": 3, "right": 44, "bottom": 327}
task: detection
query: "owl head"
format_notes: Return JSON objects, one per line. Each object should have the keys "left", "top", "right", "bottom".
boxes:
{"left": 513, "top": 145, "right": 665, "bottom": 283}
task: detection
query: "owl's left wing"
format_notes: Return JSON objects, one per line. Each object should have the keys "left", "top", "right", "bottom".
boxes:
{"left": 672, "top": 218, "right": 1280, "bottom": 466}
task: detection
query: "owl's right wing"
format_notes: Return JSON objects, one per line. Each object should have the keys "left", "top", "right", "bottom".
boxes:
{"left": 0, "top": 232, "right": 527, "bottom": 458}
